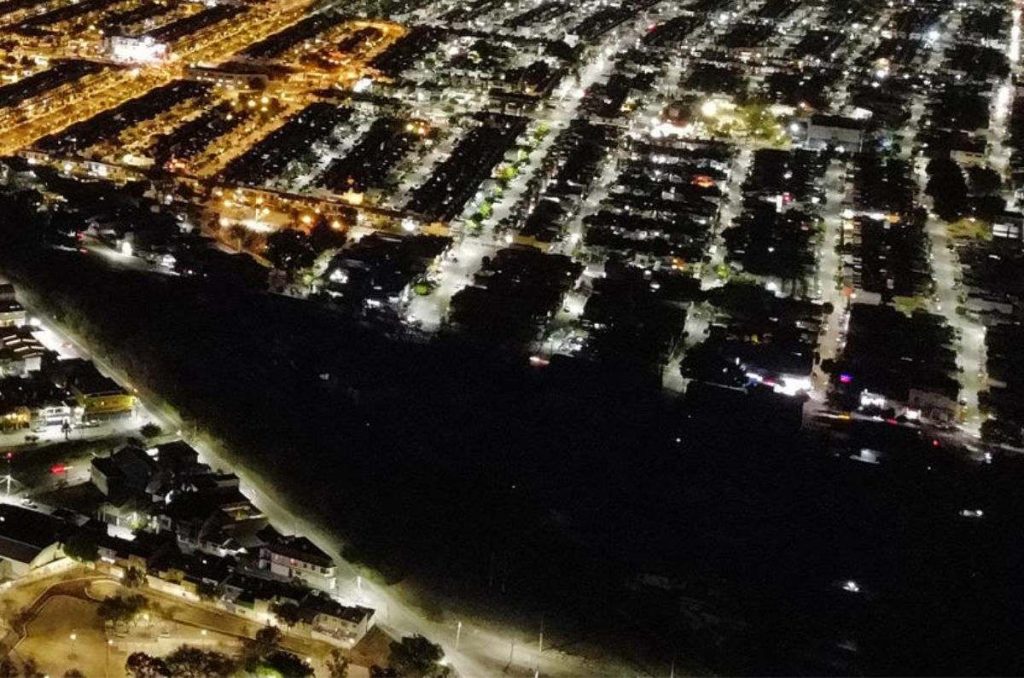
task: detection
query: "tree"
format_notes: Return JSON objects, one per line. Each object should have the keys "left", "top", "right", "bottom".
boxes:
{"left": 925, "top": 158, "right": 968, "bottom": 221}
{"left": 265, "top": 230, "right": 315, "bottom": 273}
{"left": 966, "top": 165, "right": 1002, "bottom": 195}
{"left": 261, "top": 650, "right": 314, "bottom": 677}
{"left": 124, "top": 566, "right": 147, "bottom": 589}
{"left": 982, "top": 418, "right": 1023, "bottom": 448}
{"left": 163, "top": 645, "right": 236, "bottom": 678}
{"left": 388, "top": 635, "right": 450, "bottom": 678}
{"left": 241, "top": 625, "right": 283, "bottom": 669}
{"left": 0, "top": 659, "right": 16, "bottom": 678}
{"left": 98, "top": 594, "right": 147, "bottom": 626}
{"left": 270, "top": 601, "right": 303, "bottom": 627}
{"left": 327, "top": 650, "right": 350, "bottom": 678}
{"left": 19, "top": 659, "right": 43, "bottom": 678}
{"left": 63, "top": 531, "right": 98, "bottom": 563}
{"left": 140, "top": 423, "right": 163, "bottom": 439}
{"left": 63, "top": 671, "right": 86, "bottom": 678}
{"left": 308, "top": 218, "right": 347, "bottom": 253}
{"left": 196, "top": 581, "right": 222, "bottom": 602}
{"left": 126, "top": 652, "right": 170, "bottom": 678}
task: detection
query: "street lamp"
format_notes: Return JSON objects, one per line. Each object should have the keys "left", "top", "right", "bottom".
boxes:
{"left": 3, "top": 452, "right": 13, "bottom": 497}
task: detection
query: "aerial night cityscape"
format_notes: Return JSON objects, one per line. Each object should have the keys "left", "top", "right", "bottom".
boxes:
{"left": 0, "top": 0, "right": 1022, "bottom": 675}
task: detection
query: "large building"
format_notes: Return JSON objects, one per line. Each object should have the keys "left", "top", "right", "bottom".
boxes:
{"left": 0, "top": 505, "right": 66, "bottom": 579}
{"left": 105, "top": 35, "right": 169, "bottom": 64}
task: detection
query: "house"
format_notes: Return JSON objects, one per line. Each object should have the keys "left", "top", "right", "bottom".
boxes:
{"left": 151, "top": 440, "right": 200, "bottom": 475}
{"left": 259, "top": 534, "right": 337, "bottom": 591}
{"left": 96, "top": 531, "right": 177, "bottom": 573}
{"left": 298, "top": 591, "right": 374, "bottom": 642}
{"left": 144, "top": 440, "right": 202, "bottom": 500}
{"left": 69, "top": 370, "right": 135, "bottom": 422}
{"left": 805, "top": 115, "right": 865, "bottom": 152}
{"left": 96, "top": 493, "right": 159, "bottom": 534}
{"left": 991, "top": 211, "right": 1024, "bottom": 245}
{"left": 91, "top": 446, "right": 158, "bottom": 499}
{"left": 907, "top": 388, "right": 960, "bottom": 425}
{"left": 0, "top": 300, "right": 25, "bottom": 328}
{"left": 152, "top": 550, "right": 236, "bottom": 596}
{"left": 949, "top": 136, "right": 988, "bottom": 167}
{"left": 0, "top": 505, "right": 65, "bottom": 579}
{"left": 32, "top": 400, "right": 74, "bottom": 430}
{"left": 0, "top": 407, "right": 30, "bottom": 433}
{"left": 0, "top": 327, "right": 47, "bottom": 376}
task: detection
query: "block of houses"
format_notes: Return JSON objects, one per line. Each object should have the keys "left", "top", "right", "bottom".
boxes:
{"left": 221, "top": 570, "right": 310, "bottom": 619}
{"left": 151, "top": 549, "right": 237, "bottom": 596}
{"left": 92, "top": 443, "right": 202, "bottom": 532}
{"left": 158, "top": 475, "right": 268, "bottom": 558}
{"left": 45, "top": 358, "right": 135, "bottom": 422}
{"left": 96, "top": 531, "right": 177, "bottom": 573}
{"left": 0, "top": 374, "right": 70, "bottom": 433}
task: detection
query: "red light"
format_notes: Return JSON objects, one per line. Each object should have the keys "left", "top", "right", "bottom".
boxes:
{"left": 50, "top": 463, "right": 66, "bottom": 475}
{"left": 885, "top": 418, "right": 898, "bottom": 425}
{"left": 932, "top": 439, "right": 940, "bottom": 447}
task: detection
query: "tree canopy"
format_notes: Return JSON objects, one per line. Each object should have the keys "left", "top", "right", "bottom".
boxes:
{"left": 388, "top": 635, "right": 450, "bottom": 678}
{"left": 163, "top": 645, "right": 236, "bottom": 678}
{"left": 265, "top": 229, "right": 316, "bottom": 273}
{"left": 98, "top": 594, "right": 147, "bottom": 626}
{"left": 62, "top": 531, "right": 98, "bottom": 563}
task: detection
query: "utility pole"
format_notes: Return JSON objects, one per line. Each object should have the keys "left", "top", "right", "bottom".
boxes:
{"left": 455, "top": 621, "right": 462, "bottom": 650}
